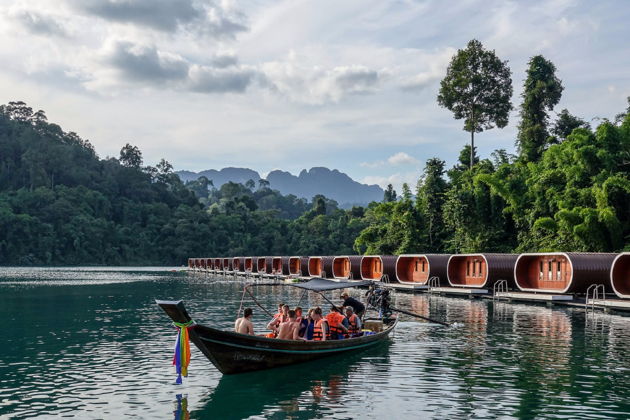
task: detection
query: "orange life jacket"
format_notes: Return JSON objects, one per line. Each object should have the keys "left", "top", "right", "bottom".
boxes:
{"left": 313, "top": 319, "right": 328, "bottom": 341}
{"left": 346, "top": 314, "right": 359, "bottom": 337}
{"left": 326, "top": 312, "right": 345, "bottom": 339}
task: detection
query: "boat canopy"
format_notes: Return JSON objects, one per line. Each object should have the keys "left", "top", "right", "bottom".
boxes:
{"left": 247, "top": 278, "right": 373, "bottom": 292}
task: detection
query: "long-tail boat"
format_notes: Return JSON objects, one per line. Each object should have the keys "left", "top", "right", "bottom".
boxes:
{"left": 157, "top": 278, "right": 397, "bottom": 375}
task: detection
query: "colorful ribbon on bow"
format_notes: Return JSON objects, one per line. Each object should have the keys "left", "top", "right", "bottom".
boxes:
{"left": 172, "top": 320, "right": 195, "bottom": 384}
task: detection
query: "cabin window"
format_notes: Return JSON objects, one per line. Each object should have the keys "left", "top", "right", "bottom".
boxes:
{"left": 466, "top": 261, "right": 470, "bottom": 276}
{"left": 539, "top": 261, "right": 543, "bottom": 279}
{"left": 548, "top": 261, "right": 552, "bottom": 280}
{"left": 421, "top": 260, "right": 426, "bottom": 272}
{"left": 557, "top": 261, "right": 562, "bottom": 281}
{"left": 415, "top": 260, "right": 419, "bottom": 271}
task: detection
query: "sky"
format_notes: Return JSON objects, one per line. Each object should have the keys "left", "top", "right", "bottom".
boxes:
{"left": 0, "top": 0, "right": 629, "bottom": 191}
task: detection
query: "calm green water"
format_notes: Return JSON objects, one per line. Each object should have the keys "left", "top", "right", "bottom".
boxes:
{"left": 2, "top": 268, "right": 630, "bottom": 419}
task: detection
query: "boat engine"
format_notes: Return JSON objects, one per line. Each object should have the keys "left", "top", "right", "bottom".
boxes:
{"left": 366, "top": 286, "right": 393, "bottom": 319}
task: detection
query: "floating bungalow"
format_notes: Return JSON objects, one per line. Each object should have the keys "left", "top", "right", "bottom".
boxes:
{"left": 307, "top": 256, "right": 334, "bottom": 278}
{"left": 256, "top": 257, "right": 268, "bottom": 274}
{"left": 288, "top": 256, "right": 308, "bottom": 276}
{"left": 395, "top": 254, "right": 451, "bottom": 285}
{"left": 271, "top": 257, "right": 283, "bottom": 274}
{"left": 515, "top": 252, "right": 617, "bottom": 294}
{"left": 611, "top": 253, "right": 630, "bottom": 298}
{"left": 332, "top": 256, "right": 362, "bottom": 280}
{"left": 360, "top": 255, "right": 397, "bottom": 282}
{"left": 447, "top": 254, "right": 518, "bottom": 289}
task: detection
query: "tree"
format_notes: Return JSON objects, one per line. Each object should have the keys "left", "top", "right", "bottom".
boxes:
{"left": 416, "top": 158, "right": 448, "bottom": 250}
{"left": 437, "top": 39, "right": 513, "bottom": 169}
{"left": 383, "top": 184, "right": 397, "bottom": 202}
{"left": 245, "top": 179, "right": 256, "bottom": 190}
{"left": 258, "top": 179, "right": 270, "bottom": 189}
{"left": 551, "top": 109, "right": 590, "bottom": 141}
{"left": 517, "top": 55, "right": 564, "bottom": 162}
{"left": 614, "top": 96, "right": 630, "bottom": 125}
{"left": 119, "top": 143, "right": 143, "bottom": 168}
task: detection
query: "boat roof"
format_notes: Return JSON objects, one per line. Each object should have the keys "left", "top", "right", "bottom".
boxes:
{"left": 250, "top": 278, "right": 372, "bottom": 292}
{"left": 293, "top": 278, "right": 372, "bottom": 291}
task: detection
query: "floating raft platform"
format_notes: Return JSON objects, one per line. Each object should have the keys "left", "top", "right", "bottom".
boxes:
{"left": 429, "top": 287, "right": 489, "bottom": 296}
{"left": 586, "top": 299, "right": 630, "bottom": 312}
{"left": 495, "top": 292, "right": 573, "bottom": 302}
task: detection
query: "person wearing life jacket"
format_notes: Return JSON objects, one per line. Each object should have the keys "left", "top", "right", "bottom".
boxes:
{"left": 311, "top": 307, "right": 329, "bottom": 341}
{"left": 345, "top": 306, "right": 361, "bottom": 338}
{"left": 326, "top": 306, "right": 348, "bottom": 340}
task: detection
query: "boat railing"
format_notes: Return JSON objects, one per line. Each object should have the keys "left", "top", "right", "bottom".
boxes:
{"left": 493, "top": 279, "right": 508, "bottom": 300}
{"left": 381, "top": 274, "right": 390, "bottom": 283}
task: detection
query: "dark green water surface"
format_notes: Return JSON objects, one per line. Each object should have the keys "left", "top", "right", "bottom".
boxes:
{"left": 2, "top": 268, "right": 630, "bottom": 419}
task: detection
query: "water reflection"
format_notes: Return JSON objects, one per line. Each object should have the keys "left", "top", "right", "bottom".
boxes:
{"left": 194, "top": 342, "right": 392, "bottom": 419}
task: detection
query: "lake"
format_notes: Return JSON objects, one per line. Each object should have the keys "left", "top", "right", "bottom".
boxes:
{"left": 1, "top": 267, "right": 630, "bottom": 419}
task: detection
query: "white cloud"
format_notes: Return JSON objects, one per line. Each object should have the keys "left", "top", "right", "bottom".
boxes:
{"left": 388, "top": 152, "right": 419, "bottom": 165}
{"left": 361, "top": 152, "right": 419, "bottom": 168}
{"left": 260, "top": 55, "right": 381, "bottom": 104}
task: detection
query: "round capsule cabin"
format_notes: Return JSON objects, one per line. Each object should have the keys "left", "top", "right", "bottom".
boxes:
{"left": 395, "top": 254, "right": 451, "bottom": 285}
{"left": 188, "top": 258, "right": 195, "bottom": 269}
{"left": 213, "top": 258, "right": 222, "bottom": 270}
{"left": 271, "top": 257, "right": 284, "bottom": 274}
{"left": 256, "top": 257, "right": 268, "bottom": 274}
{"left": 448, "top": 254, "right": 518, "bottom": 288}
{"left": 515, "top": 252, "right": 617, "bottom": 294}
{"left": 206, "top": 258, "right": 214, "bottom": 270}
{"left": 232, "top": 257, "right": 243, "bottom": 272}
{"left": 360, "top": 255, "right": 397, "bottom": 282}
{"left": 307, "top": 256, "right": 334, "bottom": 278}
{"left": 288, "top": 256, "right": 308, "bottom": 276}
{"left": 223, "top": 258, "right": 232, "bottom": 272}
{"left": 611, "top": 253, "right": 630, "bottom": 298}
{"left": 332, "top": 256, "right": 362, "bottom": 280}
{"left": 244, "top": 257, "right": 255, "bottom": 273}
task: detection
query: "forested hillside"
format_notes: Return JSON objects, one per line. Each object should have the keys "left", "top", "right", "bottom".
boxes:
{"left": 0, "top": 102, "right": 366, "bottom": 265}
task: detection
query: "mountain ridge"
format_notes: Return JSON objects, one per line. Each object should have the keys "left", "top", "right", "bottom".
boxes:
{"left": 176, "top": 166, "right": 383, "bottom": 207}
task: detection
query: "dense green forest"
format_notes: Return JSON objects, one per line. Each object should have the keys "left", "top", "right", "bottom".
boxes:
{"left": 0, "top": 102, "right": 365, "bottom": 264}
{"left": 1, "top": 42, "right": 629, "bottom": 266}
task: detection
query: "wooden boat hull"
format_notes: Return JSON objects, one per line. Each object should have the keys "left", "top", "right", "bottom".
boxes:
{"left": 157, "top": 300, "right": 397, "bottom": 375}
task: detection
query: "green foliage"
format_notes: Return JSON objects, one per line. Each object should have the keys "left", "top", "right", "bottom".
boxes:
{"left": 383, "top": 184, "right": 397, "bottom": 202}
{"left": 437, "top": 39, "right": 513, "bottom": 168}
{"left": 551, "top": 109, "right": 590, "bottom": 141}
{"left": 517, "top": 55, "right": 564, "bottom": 162}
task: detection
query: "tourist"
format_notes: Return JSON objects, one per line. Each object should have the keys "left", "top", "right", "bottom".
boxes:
{"left": 326, "top": 306, "right": 348, "bottom": 340}
{"left": 235, "top": 308, "right": 254, "bottom": 335}
{"left": 305, "top": 308, "right": 315, "bottom": 340}
{"left": 311, "top": 307, "right": 329, "bottom": 341}
{"left": 295, "top": 306, "right": 308, "bottom": 337}
{"left": 341, "top": 292, "right": 365, "bottom": 318}
{"left": 277, "top": 310, "right": 301, "bottom": 340}
{"left": 266, "top": 303, "right": 290, "bottom": 333}
{"left": 345, "top": 307, "right": 361, "bottom": 337}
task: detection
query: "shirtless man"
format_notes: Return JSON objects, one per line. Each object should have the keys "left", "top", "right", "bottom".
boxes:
{"left": 234, "top": 308, "right": 254, "bottom": 335}
{"left": 277, "top": 310, "right": 301, "bottom": 340}
{"left": 266, "top": 304, "right": 290, "bottom": 333}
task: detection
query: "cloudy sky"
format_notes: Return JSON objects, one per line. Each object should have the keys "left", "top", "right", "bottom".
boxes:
{"left": 1, "top": 0, "right": 628, "bottom": 191}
